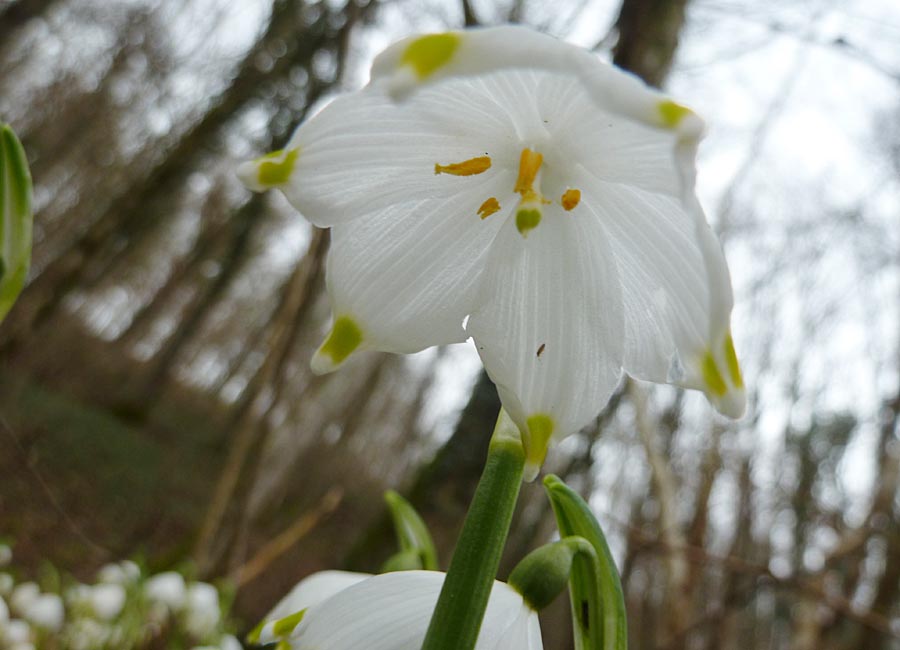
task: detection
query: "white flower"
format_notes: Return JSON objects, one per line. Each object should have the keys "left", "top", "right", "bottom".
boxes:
{"left": 144, "top": 571, "right": 186, "bottom": 610}
{"left": 66, "top": 618, "right": 111, "bottom": 650}
{"left": 22, "top": 593, "right": 64, "bottom": 632}
{"left": 0, "top": 594, "right": 8, "bottom": 624}
{"left": 3, "top": 619, "right": 31, "bottom": 644}
{"left": 184, "top": 582, "right": 220, "bottom": 638}
{"left": 219, "top": 634, "right": 243, "bottom": 650}
{"left": 97, "top": 560, "right": 141, "bottom": 585}
{"left": 9, "top": 583, "right": 39, "bottom": 617}
{"left": 0, "top": 544, "right": 12, "bottom": 568}
{"left": 89, "top": 583, "right": 126, "bottom": 620}
{"left": 239, "top": 26, "right": 745, "bottom": 476}
{"left": 0, "top": 573, "right": 13, "bottom": 596}
{"left": 252, "top": 570, "right": 540, "bottom": 650}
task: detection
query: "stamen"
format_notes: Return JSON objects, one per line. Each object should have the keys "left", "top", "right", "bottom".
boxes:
{"left": 435, "top": 156, "right": 492, "bottom": 176}
{"left": 561, "top": 189, "right": 581, "bottom": 211}
{"left": 477, "top": 197, "right": 501, "bottom": 219}
{"left": 513, "top": 148, "right": 543, "bottom": 196}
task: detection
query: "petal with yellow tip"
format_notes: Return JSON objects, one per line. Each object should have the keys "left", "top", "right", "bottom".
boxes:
{"left": 468, "top": 205, "right": 624, "bottom": 461}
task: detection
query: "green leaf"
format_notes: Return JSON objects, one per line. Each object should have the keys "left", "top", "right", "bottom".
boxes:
{"left": 0, "top": 123, "right": 33, "bottom": 323}
{"left": 383, "top": 490, "right": 438, "bottom": 571}
{"left": 543, "top": 474, "right": 627, "bottom": 650}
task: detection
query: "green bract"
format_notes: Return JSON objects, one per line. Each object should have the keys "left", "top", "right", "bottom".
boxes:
{"left": 0, "top": 123, "right": 32, "bottom": 323}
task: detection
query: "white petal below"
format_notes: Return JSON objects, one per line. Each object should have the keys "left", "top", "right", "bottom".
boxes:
{"left": 255, "top": 570, "right": 371, "bottom": 645}
{"left": 289, "top": 571, "right": 541, "bottom": 650}
{"left": 466, "top": 206, "right": 625, "bottom": 477}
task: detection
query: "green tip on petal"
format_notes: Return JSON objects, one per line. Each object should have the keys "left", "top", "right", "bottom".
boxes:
{"left": 400, "top": 32, "right": 461, "bottom": 79}
{"left": 522, "top": 414, "right": 554, "bottom": 481}
{"left": 723, "top": 334, "right": 744, "bottom": 389}
{"left": 700, "top": 349, "right": 727, "bottom": 397}
{"left": 515, "top": 208, "right": 542, "bottom": 237}
{"left": 657, "top": 99, "right": 692, "bottom": 129}
{"left": 698, "top": 340, "right": 747, "bottom": 419}
{"left": 237, "top": 147, "right": 300, "bottom": 192}
{"left": 246, "top": 619, "right": 266, "bottom": 644}
{"left": 311, "top": 316, "right": 363, "bottom": 375}
{"left": 258, "top": 147, "right": 300, "bottom": 187}
{"left": 272, "top": 608, "right": 307, "bottom": 637}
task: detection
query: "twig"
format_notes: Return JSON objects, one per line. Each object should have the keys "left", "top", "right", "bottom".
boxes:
{"left": 231, "top": 487, "right": 343, "bottom": 588}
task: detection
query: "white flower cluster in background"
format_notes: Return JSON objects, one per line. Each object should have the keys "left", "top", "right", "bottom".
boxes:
{"left": 0, "top": 542, "right": 240, "bottom": 650}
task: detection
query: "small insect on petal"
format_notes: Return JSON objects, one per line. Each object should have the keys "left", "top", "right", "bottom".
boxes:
{"left": 536, "top": 343, "right": 545, "bottom": 357}
{"left": 561, "top": 189, "right": 581, "bottom": 211}
{"left": 478, "top": 197, "right": 501, "bottom": 219}
{"left": 434, "top": 156, "right": 492, "bottom": 176}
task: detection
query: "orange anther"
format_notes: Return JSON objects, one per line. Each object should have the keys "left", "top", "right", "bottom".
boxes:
{"left": 477, "top": 197, "right": 501, "bottom": 219}
{"left": 561, "top": 188, "right": 581, "bottom": 211}
{"left": 513, "top": 149, "right": 544, "bottom": 196}
{"left": 434, "top": 156, "right": 492, "bottom": 176}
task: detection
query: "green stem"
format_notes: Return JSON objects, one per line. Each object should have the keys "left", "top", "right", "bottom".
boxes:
{"left": 421, "top": 409, "right": 525, "bottom": 650}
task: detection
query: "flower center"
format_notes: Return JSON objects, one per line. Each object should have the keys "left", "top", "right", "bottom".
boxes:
{"left": 434, "top": 148, "right": 581, "bottom": 237}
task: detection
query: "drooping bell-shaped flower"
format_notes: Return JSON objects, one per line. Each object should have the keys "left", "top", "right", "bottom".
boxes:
{"left": 249, "top": 570, "right": 541, "bottom": 650}
{"left": 238, "top": 25, "right": 746, "bottom": 475}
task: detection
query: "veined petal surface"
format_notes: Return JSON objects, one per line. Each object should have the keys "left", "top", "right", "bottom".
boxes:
{"left": 323, "top": 170, "right": 513, "bottom": 354}
{"left": 258, "top": 83, "right": 515, "bottom": 228}
{"left": 289, "top": 571, "right": 540, "bottom": 650}
{"left": 254, "top": 570, "right": 370, "bottom": 645}
{"left": 466, "top": 205, "right": 625, "bottom": 473}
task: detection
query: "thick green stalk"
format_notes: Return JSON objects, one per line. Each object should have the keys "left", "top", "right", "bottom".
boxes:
{"left": 421, "top": 410, "right": 525, "bottom": 650}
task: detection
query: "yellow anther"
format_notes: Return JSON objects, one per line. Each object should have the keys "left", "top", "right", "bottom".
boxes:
{"left": 434, "top": 156, "right": 492, "bottom": 176}
{"left": 513, "top": 149, "right": 543, "bottom": 196}
{"left": 477, "top": 197, "right": 501, "bottom": 219}
{"left": 561, "top": 189, "right": 581, "bottom": 211}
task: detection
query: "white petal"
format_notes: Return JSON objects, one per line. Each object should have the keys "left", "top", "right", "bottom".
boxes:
{"left": 249, "top": 83, "right": 515, "bottom": 228}
{"left": 466, "top": 206, "right": 625, "bottom": 476}
{"left": 144, "top": 572, "right": 186, "bottom": 610}
{"left": 371, "top": 26, "right": 704, "bottom": 137}
{"left": 317, "top": 170, "right": 513, "bottom": 362}
{"left": 289, "top": 571, "right": 534, "bottom": 650}
{"left": 255, "top": 570, "right": 371, "bottom": 644}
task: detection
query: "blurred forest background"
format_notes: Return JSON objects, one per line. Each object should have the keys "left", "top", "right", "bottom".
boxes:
{"left": 1, "top": 0, "right": 899, "bottom": 648}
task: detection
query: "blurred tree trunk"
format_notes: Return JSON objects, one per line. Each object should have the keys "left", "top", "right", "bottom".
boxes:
{"left": 611, "top": 0, "right": 689, "bottom": 87}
